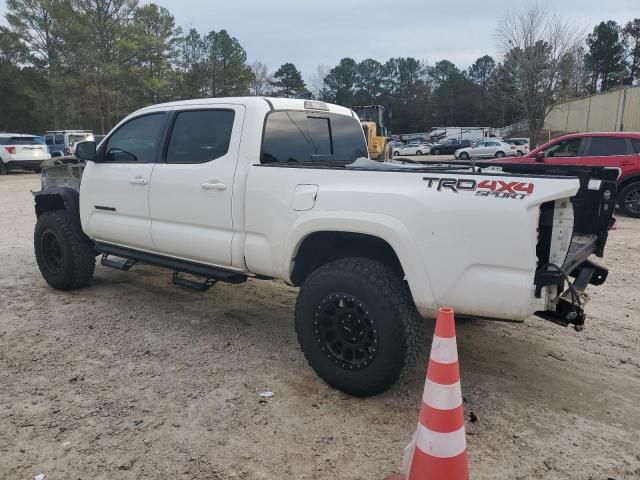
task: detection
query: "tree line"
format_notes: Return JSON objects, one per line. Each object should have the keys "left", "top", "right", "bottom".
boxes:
{"left": 0, "top": 0, "right": 639, "bottom": 145}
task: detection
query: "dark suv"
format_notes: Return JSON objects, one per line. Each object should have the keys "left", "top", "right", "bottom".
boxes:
{"left": 429, "top": 139, "right": 473, "bottom": 155}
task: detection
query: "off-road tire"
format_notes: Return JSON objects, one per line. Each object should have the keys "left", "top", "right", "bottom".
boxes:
{"left": 295, "top": 257, "right": 424, "bottom": 396}
{"left": 0, "top": 160, "right": 7, "bottom": 175}
{"left": 618, "top": 181, "right": 640, "bottom": 218}
{"left": 34, "top": 210, "right": 96, "bottom": 290}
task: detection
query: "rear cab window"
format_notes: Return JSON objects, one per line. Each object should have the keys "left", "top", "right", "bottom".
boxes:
{"left": 0, "top": 137, "right": 40, "bottom": 145}
{"left": 261, "top": 110, "right": 367, "bottom": 164}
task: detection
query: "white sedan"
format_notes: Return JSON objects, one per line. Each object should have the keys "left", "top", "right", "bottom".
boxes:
{"left": 393, "top": 143, "right": 430, "bottom": 156}
{"left": 454, "top": 140, "right": 517, "bottom": 160}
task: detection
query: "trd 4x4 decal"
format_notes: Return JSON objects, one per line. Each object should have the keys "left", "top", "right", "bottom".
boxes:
{"left": 423, "top": 177, "right": 535, "bottom": 200}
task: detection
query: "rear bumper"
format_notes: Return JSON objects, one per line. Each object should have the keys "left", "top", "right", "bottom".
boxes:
{"left": 5, "top": 160, "right": 45, "bottom": 170}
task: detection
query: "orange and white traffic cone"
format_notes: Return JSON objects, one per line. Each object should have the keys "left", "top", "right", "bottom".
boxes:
{"left": 401, "top": 307, "right": 469, "bottom": 480}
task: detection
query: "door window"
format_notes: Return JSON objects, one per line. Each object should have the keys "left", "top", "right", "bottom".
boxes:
{"left": 55, "top": 134, "right": 64, "bottom": 144}
{"left": 45, "top": 136, "right": 53, "bottom": 146}
{"left": 544, "top": 138, "right": 582, "bottom": 158}
{"left": 585, "top": 137, "right": 630, "bottom": 156}
{"left": 103, "top": 113, "right": 166, "bottom": 163}
{"left": 165, "top": 110, "right": 235, "bottom": 164}
{"left": 631, "top": 139, "right": 640, "bottom": 154}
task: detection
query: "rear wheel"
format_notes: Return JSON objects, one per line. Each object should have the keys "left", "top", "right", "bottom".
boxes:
{"left": 495, "top": 151, "right": 505, "bottom": 158}
{"left": 619, "top": 181, "right": 640, "bottom": 218}
{"left": 0, "top": 160, "right": 7, "bottom": 175}
{"left": 295, "top": 257, "right": 424, "bottom": 397}
{"left": 34, "top": 210, "right": 96, "bottom": 290}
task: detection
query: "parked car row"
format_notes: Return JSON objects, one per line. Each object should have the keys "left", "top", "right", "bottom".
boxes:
{"left": 391, "top": 136, "right": 532, "bottom": 159}
{"left": 0, "top": 129, "right": 101, "bottom": 174}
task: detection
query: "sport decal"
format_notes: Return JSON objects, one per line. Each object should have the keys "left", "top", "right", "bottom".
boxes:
{"left": 423, "top": 177, "right": 535, "bottom": 200}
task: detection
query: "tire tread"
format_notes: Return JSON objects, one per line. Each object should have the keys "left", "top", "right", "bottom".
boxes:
{"left": 295, "top": 257, "right": 423, "bottom": 396}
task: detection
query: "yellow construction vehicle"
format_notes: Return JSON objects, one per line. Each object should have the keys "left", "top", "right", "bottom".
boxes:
{"left": 353, "top": 105, "right": 391, "bottom": 160}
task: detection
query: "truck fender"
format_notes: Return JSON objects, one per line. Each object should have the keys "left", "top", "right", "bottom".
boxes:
{"left": 282, "top": 212, "right": 439, "bottom": 318}
{"left": 34, "top": 187, "right": 81, "bottom": 221}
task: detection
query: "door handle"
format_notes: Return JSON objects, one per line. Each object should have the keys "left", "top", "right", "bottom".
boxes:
{"left": 129, "top": 177, "right": 148, "bottom": 185}
{"left": 201, "top": 181, "right": 226, "bottom": 191}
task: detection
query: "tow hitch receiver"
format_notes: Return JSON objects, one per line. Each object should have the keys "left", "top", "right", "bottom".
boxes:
{"left": 535, "top": 260, "right": 608, "bottom": 329}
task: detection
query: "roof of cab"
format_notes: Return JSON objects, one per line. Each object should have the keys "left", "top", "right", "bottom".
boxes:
{"left": 133, "top": 96, "right": 354, "bottom": 118}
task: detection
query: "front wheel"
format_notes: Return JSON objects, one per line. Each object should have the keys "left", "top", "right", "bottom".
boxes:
{"left": 619, "top": 182, "right": 640, "bottom": 218}
{"left": 393, "top": 151, "right": 399, "bottom": 157}
{"left": 459, "top": 152, "right": 470, "bottom": 160}
{"left": 295, "top": 257, "right": 424, "bottom": 396}
{"left": 495, "top": 151, "right": 505, "bottom": 158}
{"left": 416, "top": 150, "right": 422, "bottom": 156}
{"left": 432, "top": 149, "right": 440, "bottom": 155}
{"left": 34, "top": 210, "right": 96, "bottom": 290}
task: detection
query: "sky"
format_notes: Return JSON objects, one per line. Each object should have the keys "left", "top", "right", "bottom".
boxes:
{"left": 1, "top": 0, "right": 638, "bottom": 81}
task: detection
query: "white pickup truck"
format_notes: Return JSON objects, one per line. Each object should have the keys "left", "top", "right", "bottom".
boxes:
{"left": 33, "top": 97, "right": 617, "bottom": 396}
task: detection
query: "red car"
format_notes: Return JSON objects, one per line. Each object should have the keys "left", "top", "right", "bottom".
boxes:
{"left": 494, "top": 132, "right": 640, "bottom": 218}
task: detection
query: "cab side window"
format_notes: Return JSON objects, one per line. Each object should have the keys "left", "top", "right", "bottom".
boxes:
{"left": 165, "top": 110, "right": 235, "bottom": 164}
{"left": 632, "top": 139, "right": 640, "bottom": 154}
{"left": 544, "top": 138, "right": 582, "bottom": 158}
{"left": 104, "top": 114, "right": 166, "bottom": 163}
{"left": 585, "top": 137, "right": 630, "bottom": 156}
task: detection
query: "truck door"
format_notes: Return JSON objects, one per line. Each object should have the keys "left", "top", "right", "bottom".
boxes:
{"left": 80, "top": 112, "right": 168, "bottom": 251}
{"left": 148, "top": 105, "right": 244, "bottom": 267}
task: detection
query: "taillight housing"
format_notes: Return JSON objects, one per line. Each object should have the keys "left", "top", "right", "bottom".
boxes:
{"left": 4, "top": 146, "right": 16, "bottom": 154}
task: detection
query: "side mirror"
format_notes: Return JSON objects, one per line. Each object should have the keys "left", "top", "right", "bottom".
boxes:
{"left": 534, "top": 151, "right": 545, "bottom": 162}
{"left": 75, "top": 141, "right": 97, "bottom": 161}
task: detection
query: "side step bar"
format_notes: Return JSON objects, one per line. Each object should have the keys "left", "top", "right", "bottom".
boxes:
{"left": 101, "top": 253, "right": 137, "bottom": 271}
{"left": 97, "top": 243, "right": 247, "bottom": 287}
{"left": 171, "top": 270, "right": 217, "bottom": 292}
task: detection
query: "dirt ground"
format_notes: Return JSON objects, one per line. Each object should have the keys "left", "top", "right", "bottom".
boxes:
{"left": 1, "top": 172, "right": 638, "bottom": 480}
